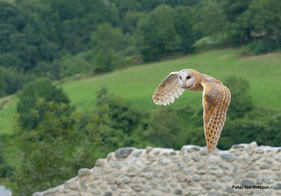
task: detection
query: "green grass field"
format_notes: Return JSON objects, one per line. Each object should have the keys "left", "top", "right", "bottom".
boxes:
{"left": 0, "top": 48, "right": 281, "bottom": 135}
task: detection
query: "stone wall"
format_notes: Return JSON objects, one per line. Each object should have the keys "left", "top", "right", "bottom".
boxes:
{"left": 33, "top": 142, "right": 281, "bottom": 196}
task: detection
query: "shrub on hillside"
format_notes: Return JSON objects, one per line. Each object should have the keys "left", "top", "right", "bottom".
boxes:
{"left": 17, "top": 78, "right": 70, "bottom": 130}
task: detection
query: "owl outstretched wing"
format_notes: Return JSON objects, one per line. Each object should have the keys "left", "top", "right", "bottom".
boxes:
{"left": 152, "top": 72, "right": 185, "bottom": 105}
{"left": 201, "top": 81, "right": 231, "bottom": 153}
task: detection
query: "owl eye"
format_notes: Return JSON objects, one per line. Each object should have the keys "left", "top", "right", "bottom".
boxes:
{"left": 179, "top": 76, "right": 182, "bottom": 80}
{"left": 186, "top": 76, "right": 191, "bottom": 80}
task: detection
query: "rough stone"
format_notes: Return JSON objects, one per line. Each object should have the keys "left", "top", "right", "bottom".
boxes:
{"left": 104, "top": 192, "right": 112, "bottom": 196}
{"left": 260, "top": 164, "right": 269, "bottom": 169}
{"left": 241, "top": 180, "right": 255, "bottom": 186}
{"left": 193, "top": 175, "right": 201, "bottom": 182}
{"left": 220, "top": 152, "right": 234, "bottom": 162}
{"left": 123, "top": 177, "right": 131, "bottom": 184}
{"left": 33, "top": 143, "right": 281, "bottom": 196}
{"left": 200, "top": 147, "right": 208, "bottom": 156}
{"left": 246, "top": 142, "right": 257, "bottom": 155}
{"left": 247, "top": 172, "right": 257, "bottom": 178}
{"left": 158, "top": 157, "right": 171, "bottom": 165}
{"left": 208, "top": 192, "right": 220, "bottom": 196}
{"left": 132, "top": 150, "right": 142, "bottom": 157}
{"left": 174, "top": 189, "right": 182, "bottom": 195}
{"left": 219, "top": 163, "right": 228, "bottom": 169}
{"left": 95, "top": 159, "right": 106, "bottom": 167}
{"left": 273, "top": 183, "right": 281, "bottom": 189}
{"left": 263, "top": 176, "right": 273, "bottom": 184}
{"left": 115, "top": 147, "right": 135, "bottom": 159}
{"left": 231, "top": 144, "right": 246, "bottom": 149}
{"left": 78, "top": 168, "right": 91, "bottom": 178}
{"left": 192, "top": 154, "right": 201, "bottom": 162}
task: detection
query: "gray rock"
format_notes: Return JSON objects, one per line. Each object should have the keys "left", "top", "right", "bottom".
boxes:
{"left": 220, "top": 152, "right": 234, "bottom": 162}
{"left": 133, "top": 185, "right": 143, "bottom": 192}
{"left": 104, "top": 192, "right": 112, "bottom": 196}
{"left": 221, "top": 176, "right": 232, "bottom": 182}
{"left": 241, "top": 180, "right": 254, "bottom": 187}
{"left": 123, "top": 177, "right": 131, "bottom": 184}
{"left": 247, "top": 172, "right": 257, "bottom": 178}
{"left": 192, "top": 154, "right": 201, "bottom": 162}
{"left": 170, "top": 183, "right": 178, "bottom": 188}
{"left": 246, "top": 142, "right": 257, "bottom": 155}
{"left": 231, "top": 144, "right": 246, "bottom": 149}
{"left": 275, "top": 171, "right": 281, "bottom": 181}
{"left": 193, "top": 175, "right": 201, "bottom": 182}
{"left": 132, "top": 150, "right": 143, "bottom": 157}
{"left": 183, "top": 168, "right": 192, "bottom": 175}
{"left": 257, "top": 176, "right": 263, "bottom": 184}
{"left": 275, "top": 157, "right": 281, "bottom": 163}
{"left": 78, "top": 168, "right": 91, "bottom": 177}
{"left": 91, "top": 190, "right": 101, "bottom": 195}
{"left": 214, "top": 170, "right": 223, "bottom": 177}
{"left": 180, "top": 183, "right": 187, "bottom": 189}
{"left": 251, "top": 154, "right": 261, "bottom": 162}
{"left": 162, "top": 187, "right": 171, "bottom": 193}
{"left": 273, "top": 183, "right": 281, "bottom": 189}
{"left": 208, "top": 192, "right": 220, "bottom": 196}
{"left": 182, "top": 155, "right": 189, "bottom": 163}
{"left": 255, "top": 148, "right": 264, "bottom": 154}
{"left": 200, "top": 147, "right": 208, "bottom": 156}
{"left": 158, "top": 158, "right": 170, "bottom": 165}
{"left": 260, "top": 164, "right": 269, "bottom": 169}
{"left": 202, "top": 182, "right": 212, "bottom": 190}
{"left": 0, "top": 186, "right": 12, "bottom": 196}
{"left": 219, "top": 163, "right": 228, "bottom": 169}
{"left": 209, "top": 156, "right": 220, "bottom": 164}
{"left": 174, "top": 189, "right": 183, "bottom": 195}
{"left": 115, "top": 147, "right": 135, "bottom": 158}
{"left": 234, "top": 151, "right": 242, "bottom": 156}
{"left": 145, "top": 146, "right": 153, "bottom": 154}
{"left": 64, "top": 178, "right": 77, "bottom": 190}
{"left": 213, "top": 183, "right": 222, "bottom": 189}
{"left": 224, "top": 186, "right": 233, "bottom": 193}
{"left": 181, "top": 145, "right": 200, "bottom": 152}
{"left": 110, "top": 161, "right": 121, "bottom": 168}
{"left": 263, "top": 176, "right": 273, "bottom": 184}
{"left": 95, "top": 159, "right": 105, "bottom": 167}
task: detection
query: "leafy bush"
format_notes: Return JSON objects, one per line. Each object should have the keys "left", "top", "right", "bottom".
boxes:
{"left": 0, "top": 67, "right": 25, "bottom": 97}
{"left": 17, "top": 78, "right": 70, "bottom": 130}
{"left": 247, "top": 40, "right": 277, "bottom": 54}
{"left": 223, "top": 75, "right": 253, "bottom": 118}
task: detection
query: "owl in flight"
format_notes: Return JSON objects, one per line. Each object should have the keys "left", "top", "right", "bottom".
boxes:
{"left": 152, "top": 69, "right": 231, "bottom": 153}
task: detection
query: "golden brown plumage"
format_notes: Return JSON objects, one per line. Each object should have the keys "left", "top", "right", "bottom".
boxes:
{"left": 152, "top": 69, "right": 231, "bottom": 153}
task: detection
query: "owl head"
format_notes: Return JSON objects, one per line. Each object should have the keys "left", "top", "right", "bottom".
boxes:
{"left": 178, "top": 69, "right": 196, "bottom": 89}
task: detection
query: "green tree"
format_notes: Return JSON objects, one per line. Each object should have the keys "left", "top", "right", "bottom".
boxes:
{"left": 219, "top": 109, "right": 281, "bottom": 149}
{"left": 0, "top": 67, "right": 25, "bottom": 97}
{"left": 17, "top": 78, "right": 70, "bottom": 130}
{"left": 121, "top": 11, "right": 146, "bottom": 33}
{"left": 198, "top": 1, "right": 227, "bottom": 38}
{"left": 174, "top": 6, "right": 196, "bottom": 53}
{"left": 135, "top": 5, "right": 181, "bottom": 61}
{"left": 96, "top": 87, "right": 145, "bottom": 146}
{"left": 223, "top": 76, "right": 253, "bottom": 118}
{"left": 12, "top": 101, "right": 77, "bottom": 195}
{"left": 89, "top": 23, "right": 126, "bottom": 72}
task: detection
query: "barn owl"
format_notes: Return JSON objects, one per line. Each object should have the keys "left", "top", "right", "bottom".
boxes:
{"left": 152, "top": 69, "right": 231, "bottom": 153}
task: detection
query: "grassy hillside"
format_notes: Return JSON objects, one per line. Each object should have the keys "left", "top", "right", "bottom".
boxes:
{"left": 0, "top": 48, "right": 281, "bottom": 135}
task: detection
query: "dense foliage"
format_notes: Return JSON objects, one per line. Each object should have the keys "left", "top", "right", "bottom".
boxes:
{"left": 0, "top": 0, "right": 280, "bottom": 97}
